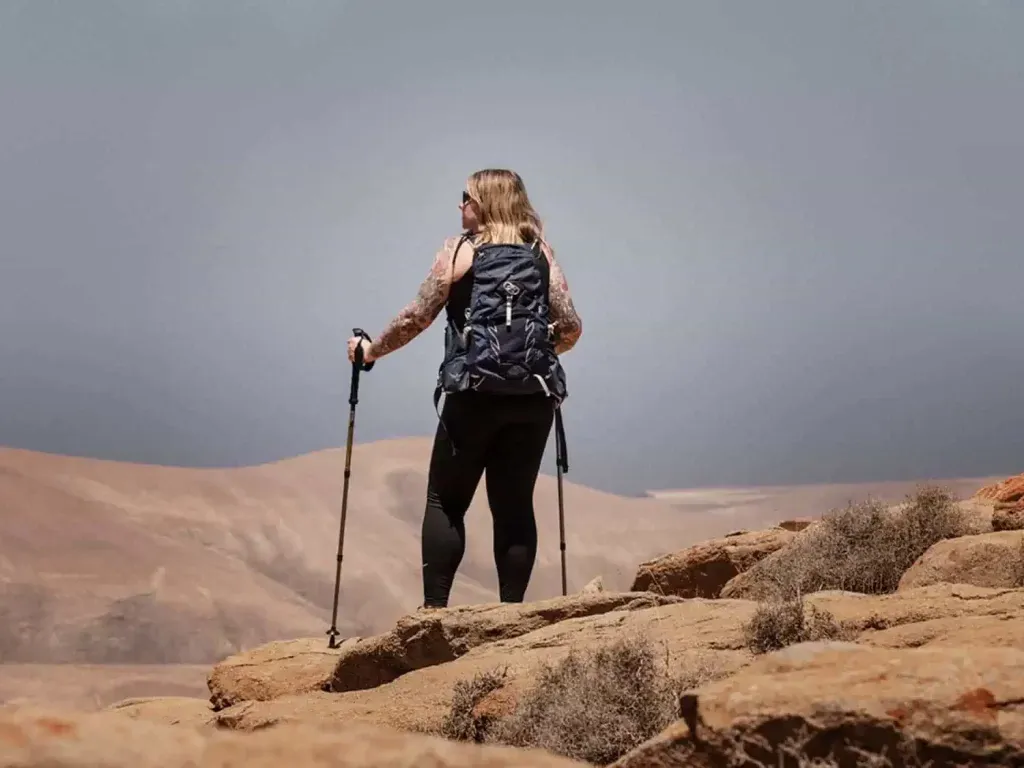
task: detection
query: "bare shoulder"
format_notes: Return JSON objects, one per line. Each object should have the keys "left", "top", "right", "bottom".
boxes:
{"left": 427, "top": 235, "right": 465, "bottom": 278}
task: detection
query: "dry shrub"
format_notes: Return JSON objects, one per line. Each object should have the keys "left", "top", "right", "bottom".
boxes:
{"left": 742, "top": 485, "right": 971, "bottom": 599}
{"left": 490, "top": 634, "right": 677, "bottom": 764}
{"left": 743, "top": 597, "right": 852, "bottom": 655}
{"left": 1012, "top": 536, "right": 1024, "bottom": 588}
{"left": 440, "top": 667, "right": 508, "bottom": 742}
{"left": 443, "top": 633, "right": 705, "bottom": 765}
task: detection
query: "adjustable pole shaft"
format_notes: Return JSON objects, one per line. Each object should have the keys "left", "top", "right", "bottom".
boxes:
{"left": 327, "top": 328, "right": 374, "bottom": 649}
{"left": 554, "top": 406, "right": 568, "bottom": 597}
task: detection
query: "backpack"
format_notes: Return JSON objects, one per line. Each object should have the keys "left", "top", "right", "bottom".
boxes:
{"left": 434, "top": 233, "right": 568, "bottom": 407}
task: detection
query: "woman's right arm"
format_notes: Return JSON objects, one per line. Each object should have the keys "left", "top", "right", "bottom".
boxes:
{"left": 541, "top": 241, "right": 582, "bottom": 354}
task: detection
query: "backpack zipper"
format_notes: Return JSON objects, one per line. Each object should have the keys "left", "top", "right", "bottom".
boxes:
{"left": 502, "top": 281, "right": 521, "bottom": 330}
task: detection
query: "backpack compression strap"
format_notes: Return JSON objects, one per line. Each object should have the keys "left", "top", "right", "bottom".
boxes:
{"left": 431, "top": 232, "right": 476, "bottom": 457}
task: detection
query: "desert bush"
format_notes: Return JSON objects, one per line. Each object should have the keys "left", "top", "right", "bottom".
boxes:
{"left": 740, "top": 485, "right": 971, "bottom": 599}
{"left": 488, "top": 635, "right": 674, "bottom": 764}
{"left": 743, "top": 597, "right": 852, "bottom": 655}
{"left": 1012, "top": 536, "right": 1024, "bottom": 588}
{"left": 439, "top": 667, "right": 508, "bottom": 742}
{"left": 442, "top": 633, "right": 708, "bottom": 765}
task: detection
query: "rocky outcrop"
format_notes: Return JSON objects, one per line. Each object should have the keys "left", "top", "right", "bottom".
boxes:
{"left": 209, "top": 584, "right": 1024, "bottom": 738}
{"left": 811, "top": 583, "right": 1024, "bottom": 633}
{"left": 631, "top": 529, "right": 794, "bottom": 598}
{"left": 104, "top": 696, "right": 214, "bottom": 728}
{"left": 897, "top": 531, "right": 1024, "bottom": 591}
{"left": 862, "top": 613, "right": 1024, "bottom": 651}
{"left": 208, "top": 592, "right": 683, "bottom": 710}
{"left": 0, "top": 705, "right": 586, "bottom": 767}
{"left": 208, "top": 636, "right": 353, "bottom": 711}
{"left": 612, "top": 641, "right": 1024, "bottom": 767}
{"left": 211, "top": 597, "right": 755, "bottom": 735}
{"left": 974, "top": 473, "right": 1024, "bottom": 512}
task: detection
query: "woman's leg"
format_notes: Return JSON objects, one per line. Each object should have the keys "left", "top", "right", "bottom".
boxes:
{"left": 484, "top": 396, "right": 555, "bottom": 603}
{"left": 420, "top": 394, "right": 491, "bottom": 608}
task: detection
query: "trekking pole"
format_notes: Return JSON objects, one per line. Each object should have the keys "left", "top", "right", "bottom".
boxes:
{"left": 327, "top": 327, "right": 375, "bottom": 649}
{"left": 554, "top": 405, "right": 569, "bottom": 596}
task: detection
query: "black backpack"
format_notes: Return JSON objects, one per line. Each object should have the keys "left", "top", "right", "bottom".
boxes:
{"left": 434, "top": 233, "right": 568, "bottom": 406}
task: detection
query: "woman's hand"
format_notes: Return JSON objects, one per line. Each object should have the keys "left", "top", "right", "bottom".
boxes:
{"left": 347, "top": 336, "right": 375, "bottom": 365}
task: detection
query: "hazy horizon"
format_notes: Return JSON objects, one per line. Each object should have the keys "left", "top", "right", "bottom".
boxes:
{"left": 3, "top": 1, "right": 1023, "bottom": 496}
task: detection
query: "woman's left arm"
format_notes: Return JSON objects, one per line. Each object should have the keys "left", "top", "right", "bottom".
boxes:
{"left": 362, "top": 238, "right": 457, "bottom": 362}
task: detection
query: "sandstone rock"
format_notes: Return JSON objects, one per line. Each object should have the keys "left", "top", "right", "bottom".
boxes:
{"left": 808, "top": 583, "right": 1024, "bottom": 633}
{"left": 214, "top": 584, "right": 1024, "bottom": 739}
{"left": 957, "top": 497, "right": 999, "bottom": 533}
{"left": 208, "top": 636, "right": 354, "bottom": 711}
{"left": 209, "top": 591, "right": 683, "bottom": 710}
{"left": 897, "top": 531, "right": 1024, "bottom": 591}
{"left": 862, "top": 613, "right": 1024, "bottom": 651}
{"left": 213, "top": 598, "right": 755, "bottom": 735}
{"left": 0, "top": 705, "right": 585, "bottom": 767}
{"left": 974, "top": 472, "right": 1024, "bottom": 512}
{"left": 631, "top": 529, "right": 794, "bottom": 599}
{"left": 104, "top": 696, "right": 214, "bottom": 728}
{"left": 612, "top": 642, "right": 1024, "bottom": 767}
{"left": 580, "top": 576, "right": 604, "bottom": 594}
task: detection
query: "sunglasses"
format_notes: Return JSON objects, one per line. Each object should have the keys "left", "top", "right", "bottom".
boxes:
{"left": 462, "top": 191, "right": 473, "bottom": 205}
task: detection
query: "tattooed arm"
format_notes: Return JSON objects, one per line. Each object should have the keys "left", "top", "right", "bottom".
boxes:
{"left": 541, "top": 241, "right": 583, "bottom": 355}
{"left": 364, "top": 238, "right": 457, "bottom": 362}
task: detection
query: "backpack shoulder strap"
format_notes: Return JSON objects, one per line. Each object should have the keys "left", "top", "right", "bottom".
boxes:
{"left": 449, "top": 232, "right": 478, "bottom": 279}
{"left": 452, "top": 231, "right": 473, "bottom": 262}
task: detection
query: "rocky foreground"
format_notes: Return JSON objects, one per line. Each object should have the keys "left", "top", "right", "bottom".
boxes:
{"left": 4, "top": 476, "right": 1024, "bottom": 767}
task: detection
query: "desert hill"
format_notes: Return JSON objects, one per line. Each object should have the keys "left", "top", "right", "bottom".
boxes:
{"left": 2, "top": 437, "right": 845, "bottom": 667}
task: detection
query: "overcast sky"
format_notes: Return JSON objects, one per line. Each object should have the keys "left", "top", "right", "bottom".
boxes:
{"left": 2, "top": 1, "right": 1022, "bottom": 496}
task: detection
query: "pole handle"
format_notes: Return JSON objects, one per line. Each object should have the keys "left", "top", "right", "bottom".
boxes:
{"left": 352, "top": 327, "right": 375, "bottom": 373}
{"left": 349, "top": 327, "right": 375, "bottom": 407}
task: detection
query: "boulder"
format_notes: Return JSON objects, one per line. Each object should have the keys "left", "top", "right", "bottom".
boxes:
{"left": 862, "top": 613, "right": 1024, "bottom": 651}
{"left": 580, "top": 576, "right": 605, "bottom": 594}
{"left": 631, "top": 529, "right": 794, "bottom": 599}
{"left": 897, "top": 531, "right": 1024, "bottom": 591}
{"left": 0, "top": 705, "right": 586, "bottom": 767}
{"left": 810, "top": 583, "right": 1024, "bottom": 633}
{"left": 974, "top": 473, "right": 1024, "bottom": 512}
{"left": 208, "top": 636, "right": 353, "bottom": 711}
{"left": 612, "top": 642, "right": 1024, "bottom": 767}
{"left": 104, "top": 696, "right": 214, "bottom": 728}
{"left": 208, "top": 591, "right": 683, "bottom": 710}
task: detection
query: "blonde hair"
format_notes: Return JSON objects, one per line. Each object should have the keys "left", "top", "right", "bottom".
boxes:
{"left": 466, "top": 168, "right": 543, "bottom": 245}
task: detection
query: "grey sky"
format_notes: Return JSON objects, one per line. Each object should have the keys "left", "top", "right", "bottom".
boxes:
{"left": 2, "top": 1, "right": 1022, "bottom": 496}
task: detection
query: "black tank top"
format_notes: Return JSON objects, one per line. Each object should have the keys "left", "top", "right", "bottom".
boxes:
{"left": 445, "top": 267, "right": 474, "bottom": 333}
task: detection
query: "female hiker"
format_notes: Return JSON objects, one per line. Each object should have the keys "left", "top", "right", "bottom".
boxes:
{"left": 346, "top": 168, "right": 583, "bottom": 608}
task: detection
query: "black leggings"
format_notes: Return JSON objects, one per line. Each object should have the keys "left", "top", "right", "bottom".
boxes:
{"left": 421, "top": 391, "right": 555, "bottom": 608}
